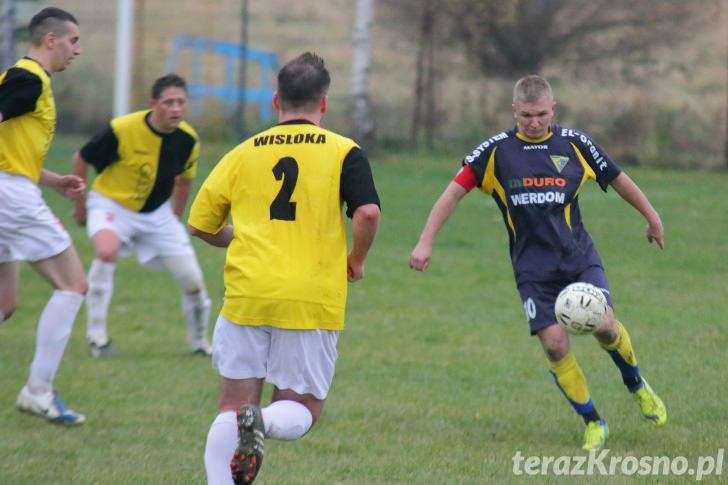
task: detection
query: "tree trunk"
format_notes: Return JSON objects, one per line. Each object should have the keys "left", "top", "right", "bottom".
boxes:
{"left": 351, "top": 0, "right": 375, "bottom": 147}
{"left": 725, "top": 0, "right": 728, "bottom": 169}
{"left": 410, "top": 0, "right": 436, "bottom": 147}
{"left": 0, "top": 0, "right": 16, "bottom": 72}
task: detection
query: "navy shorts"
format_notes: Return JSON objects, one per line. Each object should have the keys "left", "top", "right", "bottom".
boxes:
{"left": 517, "top": 266, "right": 613, "bottom": 335}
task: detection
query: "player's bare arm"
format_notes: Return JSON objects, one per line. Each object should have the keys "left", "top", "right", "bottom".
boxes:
{"left": 409, "top": 181, "right": 468, "bottom": 272}
{"left": 39, "top": 168, "right": 85, "bottom": 201}
{"left": 171, "top": 177, "right": 193, "bottom": 219}
{"left": 610, "top": 172, "right": 664, "bottom": 249}
{"left": 189, "top": 223, "right": 234, "bottom": 248}
{"left": 70, "top": 151, "right": 88, "bottom": 224}
{"left": 347, "top": 203, "right": 381, "bottom": 283}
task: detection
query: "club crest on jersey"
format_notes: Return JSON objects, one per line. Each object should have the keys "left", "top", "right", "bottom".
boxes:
{"left": 550, "top": 155, "right": 569, "bottom": 173}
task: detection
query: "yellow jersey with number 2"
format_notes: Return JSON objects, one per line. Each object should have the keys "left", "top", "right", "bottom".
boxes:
{"left": 189, "top": 120, "right": 379, "bottom": 331}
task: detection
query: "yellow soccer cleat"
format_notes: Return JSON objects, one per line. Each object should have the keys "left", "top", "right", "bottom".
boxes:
{"left": 633, "top": 378, "right": 667, "bottom": 426}
{"left": 583, "top": 418, "right": 609, "bottom": 451}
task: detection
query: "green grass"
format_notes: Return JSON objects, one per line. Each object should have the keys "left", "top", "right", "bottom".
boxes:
{"left": 1, "top": 136, "right": 726, "bottom": 484}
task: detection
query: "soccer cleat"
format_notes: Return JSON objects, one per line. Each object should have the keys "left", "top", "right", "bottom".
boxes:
{"left": 231, "top": 404, "right": 265, "bottom": 484}
{"left": 16, "top": 386, "right": 86, "bottom": 425}
{"left": 89, "top": 339, "right": 117, "bottom": 358}
{"left": 633, "top": 378, "right": 667, "bottom": 426}
{"left": 582, "top": 418, "right": 608, "bottom": 450}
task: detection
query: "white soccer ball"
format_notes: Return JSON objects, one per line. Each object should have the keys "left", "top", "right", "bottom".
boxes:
{"left": 554, "top": 282, "right": 608, "bottom": 335}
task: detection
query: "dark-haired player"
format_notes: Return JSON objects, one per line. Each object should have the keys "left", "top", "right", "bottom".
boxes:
{"left": 71, "top": 74, "right": 211, "bottom": 357}
{"left": 190, "top": 52, "right": 380, "bottom": 484}
{"left": 0, "top": 7, "right": 85, "bottom": 425}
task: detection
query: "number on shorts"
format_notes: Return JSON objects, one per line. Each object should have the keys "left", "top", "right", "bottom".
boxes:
{"left": 524, "top": 298, "right": 537, "bottom": 320}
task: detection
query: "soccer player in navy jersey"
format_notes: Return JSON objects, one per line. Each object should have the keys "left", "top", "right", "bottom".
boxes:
{"left": 409, "top": 75, "right": 666, "bottom": 450}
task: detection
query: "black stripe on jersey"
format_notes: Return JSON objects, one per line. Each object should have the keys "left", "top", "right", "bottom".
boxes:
{"left": 80, "top": 124, "right": 120, "bottom": 172}
{"left": 341, "top": 147, "right": 380, "bottom": 218}
{"left": 0, "top": 67, "right": 42, "bottom": 120}
{"left": 140, "top": 125, "right": 196, "bottom": 213}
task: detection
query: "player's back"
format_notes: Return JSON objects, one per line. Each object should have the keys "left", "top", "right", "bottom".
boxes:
{"left": 0, "top": 58, "right": 56, "bottom": 183}
{"left": 216, "top": 121, "right": 358, "bottom": 330}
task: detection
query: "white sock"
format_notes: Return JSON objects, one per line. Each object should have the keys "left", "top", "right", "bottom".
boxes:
{"left": 182, "top": 290, "right": 211, "bottom": 350}
{"left": 204, "top": 411, "right": 238, "bottom": 485}
{"left": 261, "top": 400, "right": 313, "bottom": 441}
{"left": 27, "top": 290, "right": 84, "bottom": 394}
{"left": 86, "top": 259, "right": 116, "bottom": 344}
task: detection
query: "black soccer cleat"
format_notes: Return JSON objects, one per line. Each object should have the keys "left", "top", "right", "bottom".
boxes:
{"left": 230, "top": 404, "right": 265, "bottom": 484}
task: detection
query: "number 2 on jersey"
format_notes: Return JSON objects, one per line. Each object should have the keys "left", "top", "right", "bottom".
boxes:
{"left": 270, "top": 157, "right": 299, "bottom": 221}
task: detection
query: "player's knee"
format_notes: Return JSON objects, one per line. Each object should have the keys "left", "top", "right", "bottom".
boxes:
{"left": 542, "top": 337, "right": 569, "bottom": 361}
{"left": 75, "top": 278, "right": 89, "bottom": 295}
{"left": 594, "top": 307, "right": 619, "bottom": 345}
{"left": 544, "top": 345, "right": 567, "bottom": 362}
{"left": 594, "top": 317, "right": 618, "bottom": 343}
{"left": 167, "top": 257, "right": 205, "bottom": 293}
{"left": 94, "top": 247, "right": 119, "bottom": 263}
{"left": 0, "top": 295, "right": 18, "bottom": 321}
{"left": 538, "top": 325, "right": 569, "bottom": 361}
{"left": 0, "top": 289, "right": 19, "bottom": 321}
{"left": 54, "top": 272, "right": 88, "bottom": 295}
{"left": 0, "top": 304, "right": 17, "bottom": 322}
{"left": 179, "top": 271, "right": 205, "bottom": 294}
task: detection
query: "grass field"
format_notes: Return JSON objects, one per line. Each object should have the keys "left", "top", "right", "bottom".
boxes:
{"left": 1, "top": 135, "right": 727, "bottom": 484}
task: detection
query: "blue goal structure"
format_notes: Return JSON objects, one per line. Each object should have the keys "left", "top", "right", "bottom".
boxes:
{"left": 165, "top": 34, "right": 278, "bottom": 120}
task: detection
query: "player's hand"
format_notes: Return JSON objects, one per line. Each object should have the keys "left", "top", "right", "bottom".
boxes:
{"left": 409, "top": 242, "right": 432, "bottom": 271}
{"left": 347, "top": 254, "right": 365, "bottom": 282}
{"left": 55, "top": 174, "right": 86, "bottom": 201}
{"left": 646, "top": 217, "right": 664, "bottom": 249}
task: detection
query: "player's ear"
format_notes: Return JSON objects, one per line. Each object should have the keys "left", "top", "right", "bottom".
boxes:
{"left": 273, "top": 92, "right": 280, "bottom": 110}
{"left": 148, "top": 98, "right": 157, "bottom": 109}
{"left": 44, "top": 31, "right": 56, "bottom": 49}
{"left": 320, "top": 95, "right": 328, "bottom": 114}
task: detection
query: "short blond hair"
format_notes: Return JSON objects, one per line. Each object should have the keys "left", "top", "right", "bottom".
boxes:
{"left": 513, "top": 75, "right": 553, "bottom": 103}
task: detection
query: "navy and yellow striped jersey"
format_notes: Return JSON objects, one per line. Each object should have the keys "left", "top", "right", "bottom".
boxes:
{"left": 0, "top": 57, "right": 56, "bottom": 183}
{"left": 80, "top": 110, "right": 199, "bottom": 212}
{"left": 457, "top": 124, "right": 621, "bottom": 284}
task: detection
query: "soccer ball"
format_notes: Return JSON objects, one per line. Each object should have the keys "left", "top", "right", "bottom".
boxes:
{"left": 554, "top": 282, "right": 608, "bottom": 335}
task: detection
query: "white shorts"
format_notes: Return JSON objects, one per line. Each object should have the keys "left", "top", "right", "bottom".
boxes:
{"left": 0, "top": 172, "right": 72, "bottom": 263}
{"left": 211, "top": 315, "right": 339, "bottom": 400}
{"left": 86, "top": 190, "right": 194, "bottom": 269}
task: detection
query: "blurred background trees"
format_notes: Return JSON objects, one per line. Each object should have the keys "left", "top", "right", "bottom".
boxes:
{"left": 2, "top": 0, "right": 726, "bottom": 168}
{"left": 0, "top": 0, "right": 16, "bottom": 72}
{"left": 446, "top": 0, "right": 715, "bottom": 77}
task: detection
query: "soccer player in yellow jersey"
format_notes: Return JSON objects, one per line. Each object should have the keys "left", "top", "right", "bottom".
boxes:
{"left": 0, "top": 7, "right": 85, "bottom": 425}
{"left": 189, "top": 52, "right": 381, "bottom": 484}
{"left": 71, "top": 74, "right": 212, "bottom": 357}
